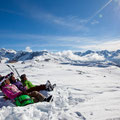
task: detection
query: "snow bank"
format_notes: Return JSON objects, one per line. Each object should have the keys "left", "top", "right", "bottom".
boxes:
{"left": 0, "top": 61, "right": 120, "bottom": 120}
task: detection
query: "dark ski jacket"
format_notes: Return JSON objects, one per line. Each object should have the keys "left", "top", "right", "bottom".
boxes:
{"left": 11, "top": 80, "right": 26, "bottom": 92}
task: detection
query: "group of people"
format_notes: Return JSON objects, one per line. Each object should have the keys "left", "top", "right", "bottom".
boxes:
{"left": 0, "top": 72, "right": 55, "bottom": 106}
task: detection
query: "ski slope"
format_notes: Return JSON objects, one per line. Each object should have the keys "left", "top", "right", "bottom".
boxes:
{"left": 0, "top": 60, "right": 120, "bottom": 120}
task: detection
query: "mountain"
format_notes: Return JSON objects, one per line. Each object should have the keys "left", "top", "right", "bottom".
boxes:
{"left": 0, "top": 48, "right": 120, "bottom": 67}
{"left": 0, "top": 48, "right": 17, "bottom": 63}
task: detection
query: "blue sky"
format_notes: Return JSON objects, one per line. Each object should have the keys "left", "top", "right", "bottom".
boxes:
{"left": 0, "top": 0, "right": 120, "bottom": 51}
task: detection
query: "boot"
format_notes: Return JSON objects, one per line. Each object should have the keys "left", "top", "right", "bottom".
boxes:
{"left": 43, "top": 95, "right": 53, "bottom": 102}
{"left": 46, "top": 80, "right": 56, "bottom": 91}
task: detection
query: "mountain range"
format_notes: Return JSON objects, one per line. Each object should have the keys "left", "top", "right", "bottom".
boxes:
{"left": 0, "top": 48, "right": 120, "bottom": 67}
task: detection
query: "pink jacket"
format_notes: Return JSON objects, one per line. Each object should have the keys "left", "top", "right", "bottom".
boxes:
{"left": 2, "top": 84, "right": 22, "bottom": 100}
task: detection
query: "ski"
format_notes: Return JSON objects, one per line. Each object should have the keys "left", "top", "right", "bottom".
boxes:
{"left": 12, "top": 65, "right": 21, "bottom": 79}
{"left": 6, "top": 64, "right": 15, "bottom": 72}
{"left": 6, "top": 64, "right": 21, "bottom": 79}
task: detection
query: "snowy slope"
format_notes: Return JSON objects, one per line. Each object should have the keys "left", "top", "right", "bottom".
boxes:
{"left": 0, "top": 61, "right": 120, "bottom": 120}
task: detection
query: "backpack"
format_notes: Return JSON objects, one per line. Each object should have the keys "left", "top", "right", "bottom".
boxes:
{"left": 14, "top": 95, "right": 34, "bottom": 106}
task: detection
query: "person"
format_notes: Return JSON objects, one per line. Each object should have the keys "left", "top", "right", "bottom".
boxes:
{"left": 0, "top": 76, "right": 53, "bottom": 105}
{"left": 20, "top": 74, "right": 55, "bottom": 92}
{"left": 8, "top": 72, "right": 55, "bottom": 93}
{"left": 9, "top": 73, "right": 27, "bottom": 92}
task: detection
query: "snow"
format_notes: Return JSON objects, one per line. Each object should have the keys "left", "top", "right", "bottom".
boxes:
{"left": 1, "top": 48, "right": 120, "bottom": 67}
{"left": 0, "top": 60, "right": 120, "bottom": 120}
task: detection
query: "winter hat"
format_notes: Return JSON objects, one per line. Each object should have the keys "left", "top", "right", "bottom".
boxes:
{"left": 20, "top": 74, "right": 26, "bottom": 79}
{"left": 8, "top": 72, "right": 14, "bottom": 81}
{"left": 7, "top": 72, "right": 14, "bottom": 78}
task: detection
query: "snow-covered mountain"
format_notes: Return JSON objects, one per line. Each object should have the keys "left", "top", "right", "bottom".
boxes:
{"left": 0, "top": 48, "right": 120, "bottom": 67}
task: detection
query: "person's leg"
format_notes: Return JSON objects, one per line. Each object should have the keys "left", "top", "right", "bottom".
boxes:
{"left": 26, "top": 85, "right": 46, "bottom": 93}
{"left": 28, "top": 91, "right": 45, "bottom": 102}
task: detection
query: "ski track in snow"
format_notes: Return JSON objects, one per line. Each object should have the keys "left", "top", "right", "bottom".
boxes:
{"left": 0, "top": 61, "right": 120, "bottom": 120}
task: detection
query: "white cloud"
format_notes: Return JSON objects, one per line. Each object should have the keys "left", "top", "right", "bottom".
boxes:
{"left": 25, "top": 46, "right": 32, "bottom": 52}
{"left": 0, "top": 0, "right": 113, "bottom": 32}
{"left": 51, "top": 16, "right": 88, "bottom": 31}
{"left": 1, "top": 32, "right": 120, "bottom": 52}
{"left": 0, "top": 33, "right": 95, "bottom": 43}
{"left": 79, "top": 40, "right": 120, "bottom": 51}
{"left": 34, "top": 14, "right": 88, "bottom": 31}
{"left": 16, "top": 1, "right": 91, "bottom": 31}
{"left": 57, "top": 50, "right": 105, "bottom": 61}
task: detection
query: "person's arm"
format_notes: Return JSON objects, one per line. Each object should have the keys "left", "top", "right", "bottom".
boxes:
{"left": 27, "top": 80, "right": 35, "bottom": 89}
{"left": 18, "top": 81, "right": 27, "bottom": 91}
{"left": 2, "top": 87, "right": 21, "bottom": 100}
{"left": 19, "top": 84, "right": 27, "bottom": 91}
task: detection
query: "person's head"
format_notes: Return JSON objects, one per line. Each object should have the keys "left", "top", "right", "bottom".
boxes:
{"left": 10, "top": 74, "right": 16, "bottom": 82}
{"left": 20, "top": 74, "right": 27, "bottom": 81}
{"left": 7, "top": 72, "right": 16, "bottom": 83}
{"left": 4, "top": 78, "right": 10, "bottom": 85}
{"left": 0, "top": 76, "right": 10, "bottom": 90}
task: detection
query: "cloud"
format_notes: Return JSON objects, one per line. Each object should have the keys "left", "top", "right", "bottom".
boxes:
{"left": 33, "top": 13, "right": 88, "bottom": 31}
{"left": 15, "top": 1, "right": 89, "bottom": 31}
{"left": 25, "top": 46, "right": 32, "bottom": 52}
{"left": 20, "top": 0, "right": 113, "bottom": 30}
{"left": 1, "top": 32, "right": 120, "bottom": 51}
{"left": 1, "top": 0, "right": 112, "bottom": 32}
{"left": 79, "top": 39, "right": 120, "bottom": 51}
{"left": 56, "top": 50, "right": 105, "bottom": 61}
{"left": 0, "top": 33, "right": 94, "bottom": 43}
{"left": 51, "top": 16, "right": 88, "bottom": 31}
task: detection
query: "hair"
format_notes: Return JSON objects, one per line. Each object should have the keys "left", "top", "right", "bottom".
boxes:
{"left": 7, "top": 72, "right": 14, "bottom": 83}
{"left": 20, "top": 74, "right": 26, "bottom": 79}
{"left": 9, "top": 76, "right": 13, "bottom": 83}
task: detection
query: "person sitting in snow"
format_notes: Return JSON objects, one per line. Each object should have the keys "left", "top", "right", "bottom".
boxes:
{"left": 9, "top": 72, "right": 55, "bottom": 93}
{"left": 20, "top": 74, "right": 56, "bottom": 92}
{"left": 0, "top": 76, "right": 53, "bottom": 103}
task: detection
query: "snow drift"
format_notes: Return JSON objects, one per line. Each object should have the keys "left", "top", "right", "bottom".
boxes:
{"left": 0, "top": 60, "right": 120, "bottom": 120}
